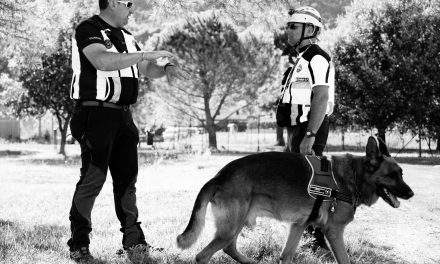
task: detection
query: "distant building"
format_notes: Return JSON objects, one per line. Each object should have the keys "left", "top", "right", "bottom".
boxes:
{"left": 0, "top": 117, "right": 20, "bottom": 139}
{"left": 0, "top": 113, "right": 54, "bottom": 140}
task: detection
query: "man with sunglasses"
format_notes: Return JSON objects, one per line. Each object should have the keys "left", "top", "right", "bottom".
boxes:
{"left": 67, "top": 0, "right": 189, "bottom": 262}
{"left": 276, "top": 6, "right": 335, "bottom": 251}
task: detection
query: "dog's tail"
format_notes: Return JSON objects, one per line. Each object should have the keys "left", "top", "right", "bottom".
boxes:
{"left": 177, "top": 177, "right": 219, "bottom": 249}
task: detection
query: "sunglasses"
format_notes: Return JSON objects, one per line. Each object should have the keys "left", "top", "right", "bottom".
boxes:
{"left": 286, "top": 23, "right": 298, "bottom": 30}
{"left": 117, "top": 1, "right": 133, "bottom": 8}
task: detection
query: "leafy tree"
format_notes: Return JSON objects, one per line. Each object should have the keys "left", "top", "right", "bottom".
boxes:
{"left": 17, "top": 28, "right": 74, "bottom": 156}
{"left": 1, "top": 0, "right": 74, "bottom": 70}
{"left": 0, "top": 1, "right": 25, "bottom": 39}
{"left": 383, "top": 1, "right": 440, "bottom": 153}
{"left": 300, "top": 0, "right": 352, "bottom": 28}
{"left": 140, "top": 0, "right": 299, "bottom": 29}
{"left": 333, "top": 0, "right": 440, "bottom": 150}
{"left": 0, "top": 73, "right": 24, "bottom": 117}
{"left": 0, "top": 1, "right": 25, "bottom": 82}
{"left": 155, "top": 14, "right": 278, "bottom": 149}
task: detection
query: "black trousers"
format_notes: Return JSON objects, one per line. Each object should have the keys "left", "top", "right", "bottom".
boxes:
{"left": 67, "top": 105, "right": 145, "bottom": 250}
{"left": 284, "top": 115, "right": 329, "bottom": 246}
{"left": 285, "top": 115, "right": 329, "bottom": 156}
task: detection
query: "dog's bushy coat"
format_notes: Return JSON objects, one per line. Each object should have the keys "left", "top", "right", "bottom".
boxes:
{"left": 177, "top": 137, "right": 414, "bottom": 264}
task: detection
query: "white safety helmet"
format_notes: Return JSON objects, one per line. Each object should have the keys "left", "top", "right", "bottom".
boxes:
{"left": 287, "top": 6, "right": 323, "bottom": 29}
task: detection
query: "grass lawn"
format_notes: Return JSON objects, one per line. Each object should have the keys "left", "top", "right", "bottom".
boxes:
{"left": 0, "top": 143, "right": 439, "bottom": 264}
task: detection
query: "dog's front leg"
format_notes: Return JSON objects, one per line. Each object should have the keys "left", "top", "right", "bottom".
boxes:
{"left": 279, "top": 223, "right": 306, "bottom": 264}
{"left": 325, "top": 225, "right": 351, "bottom": 264}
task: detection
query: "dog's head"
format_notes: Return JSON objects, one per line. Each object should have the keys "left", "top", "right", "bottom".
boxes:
{"left": 364, "top": 136, "right": 414, "bottom": 208}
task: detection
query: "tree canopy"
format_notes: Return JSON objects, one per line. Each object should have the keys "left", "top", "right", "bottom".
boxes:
{"left": 153, "top": 14, "right": 278, "bottom": 149}
{"left": 1, "top": 0, "right": 439, "bottom": 153}
{"left": 332, "top": 0, "right": 440, "bottom": 144}
{"left": 17, "top": 28, "right": 74, "bottom": 155}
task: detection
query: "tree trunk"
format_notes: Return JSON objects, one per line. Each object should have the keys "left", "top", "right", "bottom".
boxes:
{"left": 377, "top": 127, "right": 386, "bottom": 144}
{"left": 205, "top": 113, "right": 217, "bottom": 149}
{"left": 206, "top": 123, "right": 217, "bottom": 149}
{"left": 341, "top": 130, "right": 345, "bottom": 151}
{"left": 38, "top": 116, "right": 42, "bottom": 139}
{"left": 436, "top": 134, "right": 440, "bottom": 152}
{"left": 56, "top": 114, "right": 71, "bottom": 157}
{"left": 203, "top": 92, "right": 217, "bottom": 150}
{"left": 59, "top": 122, "right": 69, "bottom": 157}
{"left": 276, "top": 126, "right": 285, "bottom": 146}
{"left": 418, "top": 124, "right": 422, "bottom": 158}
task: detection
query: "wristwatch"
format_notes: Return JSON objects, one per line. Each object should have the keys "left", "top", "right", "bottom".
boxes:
{"left": 305, "top": 130, "right": 316, "bottom": 138}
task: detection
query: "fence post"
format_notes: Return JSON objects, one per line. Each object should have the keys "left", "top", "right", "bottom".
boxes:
{"left": 53, "top": 128, "right": 58, "bottom": 152}
{"left": 257, "top": 115, "right": 260, "bottom": 152}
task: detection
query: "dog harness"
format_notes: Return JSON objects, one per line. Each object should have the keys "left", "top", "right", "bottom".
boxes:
{"left": 305, "top": 155, "right": 354, "bottom": 222}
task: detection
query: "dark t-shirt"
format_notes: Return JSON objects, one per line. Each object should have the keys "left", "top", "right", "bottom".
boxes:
{"left": 74, "top": 15, "right": 140, "bottom": 104}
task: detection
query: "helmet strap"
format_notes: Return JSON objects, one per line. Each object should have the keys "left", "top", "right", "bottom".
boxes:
{"left": 292, "top": 23, "right": 306, "bottom": 51}
{"left": 292, "top": 24, "right": 317, "bottom": 53}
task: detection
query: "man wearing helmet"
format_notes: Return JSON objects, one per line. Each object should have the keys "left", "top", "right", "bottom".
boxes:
{"left": 276, "top": 6, "right": 335, "bottom": 250}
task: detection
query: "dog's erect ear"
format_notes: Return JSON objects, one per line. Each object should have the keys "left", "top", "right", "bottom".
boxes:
{"left": 366, "top": 136, "right": 382, "bottom": 163}
{"left": 376, "top": 137, "right": 391, "bottom": 157}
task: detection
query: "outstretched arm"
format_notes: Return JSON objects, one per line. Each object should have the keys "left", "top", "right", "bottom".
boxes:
{"left": 82, "top": 43, "right": 174, "bottom": 71}
{"left": 139, "top": 58, "right": 191, "bottom": 82}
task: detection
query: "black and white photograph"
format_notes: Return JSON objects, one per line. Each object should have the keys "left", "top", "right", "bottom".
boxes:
{"left": 0, "top": 0, "right": 439, "bottom": 263}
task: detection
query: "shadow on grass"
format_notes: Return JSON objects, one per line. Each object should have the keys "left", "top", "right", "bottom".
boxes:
{"left": 0, "top": 150, "right": 38, "bottom": 157}
{"left": 87, "top": 258, "right": 111, "bottom": 264}
{"left": 9, "top": 150, "right": 183, "bottom": 166}
{"left": 347, "top": 239, "right": 411, "bottom": 264}
{"left": 394, "top": 156, "right": 440, "bottom": 165}
{"left": 0, "top": 222, "right": 111, "bottom": 263}
{"left": 20, "top": 152, "right": 440, "bottom": 166}
{"left": 0, "top": 219, "right": 413, "bottom": 264}
{"left": 0, "top": 222, "right": 68, "bottom": 251}
{"left": 125, "top": 237, "right": 411, "bottom": 264}
{"left": 4, "top": 145, "right": 438, "bottom": 167}
{"left": 0, "top": 219, "right": 14, "bottom": 228}
{"left": 22, "top": 155, "right": 83, "bottom": 166}
{"left": 295, "top": 238, "right": 411, "bottom": 264}
{"left": 0, "top": 221, "right": 73, "bottom": 262}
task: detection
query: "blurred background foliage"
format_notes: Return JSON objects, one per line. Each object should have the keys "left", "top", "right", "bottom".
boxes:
{"left": 0, "top": 0, "right": 439, "bottom": 153}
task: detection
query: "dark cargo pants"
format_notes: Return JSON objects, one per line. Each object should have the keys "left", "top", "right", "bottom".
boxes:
{"left": 67, "top": 105, "right": 146, "bottom": 250}
{"left": 285, "top": 115, "right": 329, "bottom": 156}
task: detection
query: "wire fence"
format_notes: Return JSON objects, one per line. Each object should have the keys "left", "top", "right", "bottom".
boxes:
{"left": 139, "top": 128, "right": 439, "bottom": 157}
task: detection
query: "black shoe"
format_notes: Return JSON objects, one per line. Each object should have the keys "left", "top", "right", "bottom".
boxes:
{"left": 70, "top": 246, "right": 94, "bottom": 262}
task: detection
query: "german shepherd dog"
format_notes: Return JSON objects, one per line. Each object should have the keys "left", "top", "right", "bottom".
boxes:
{"left": 177, "top": 137, "right": 414, "bottom": 264}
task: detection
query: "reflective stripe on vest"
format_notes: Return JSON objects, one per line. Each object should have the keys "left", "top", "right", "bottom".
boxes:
{"left": 280, "top": 54, "right": 334, "bottom": 125}
{"left": 70, "top": 29, "right": 139, "bottom": 103}
{"left": 71, "top": 38, "right": 81, "bottom": 99}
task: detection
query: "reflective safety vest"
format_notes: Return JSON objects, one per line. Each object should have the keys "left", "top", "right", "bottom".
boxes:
{"left": 279, "top": 44, "right": 335, "bottom": 126}
{"left": 70, "top": 26, "right": 139, "bottom": 103}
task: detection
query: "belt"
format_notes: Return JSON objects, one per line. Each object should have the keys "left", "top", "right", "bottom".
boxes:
{"left": 79, "top": 101, "right": 130, "bottom": 111}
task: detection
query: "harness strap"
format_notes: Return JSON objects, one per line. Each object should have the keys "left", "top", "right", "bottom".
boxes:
{"left": 306, "top": 189, "right": 353, "bottom": 223}
{"left": 307, "top": 195, "right": 324, "bottom": 223}
{"left": 331, "top": 190, "right": 353, "bottom": 204}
